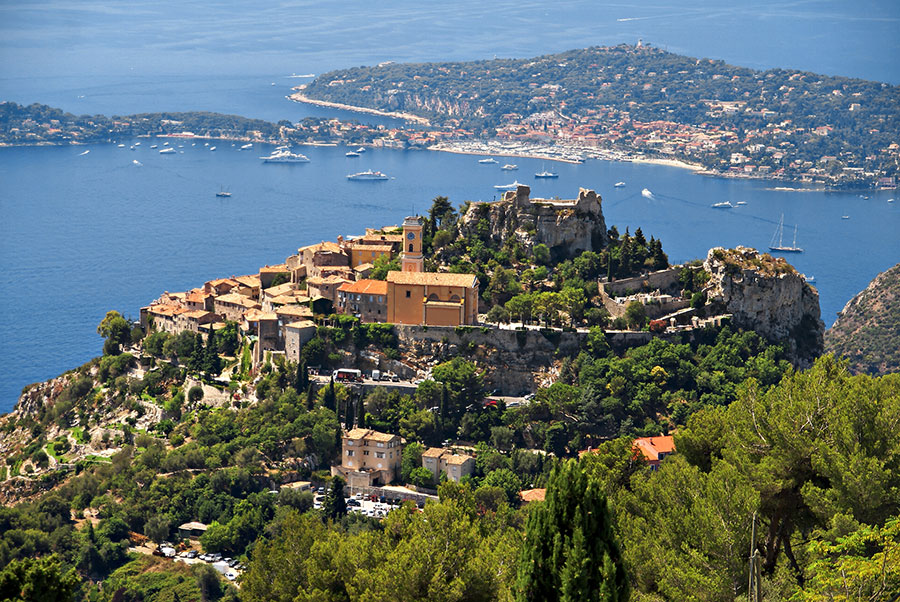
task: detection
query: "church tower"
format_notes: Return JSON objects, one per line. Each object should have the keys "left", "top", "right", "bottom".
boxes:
{"left": 401, "top": 216, "right": 424, "bottom": 273}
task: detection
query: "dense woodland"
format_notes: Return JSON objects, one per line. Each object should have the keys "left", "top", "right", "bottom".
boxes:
{"left": 1, "top": 200, "right": 898, "bottom": 599}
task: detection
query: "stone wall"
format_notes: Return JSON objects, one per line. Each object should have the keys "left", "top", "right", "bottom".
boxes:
{"left": 601, "top": 267, "right": 682, "bottom": 297}
{"left": 457, "top": 186, "right": 607, "bottom": 261}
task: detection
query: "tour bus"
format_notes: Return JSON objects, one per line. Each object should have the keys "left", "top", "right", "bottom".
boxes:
{"left": 332, "top": 368, "right": 363, "bottom": 383}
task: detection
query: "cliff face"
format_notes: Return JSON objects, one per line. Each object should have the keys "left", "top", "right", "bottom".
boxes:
{"left": 458, "top": 186, "right": 607, "bottom": 261}
{"left": 825, "top": 263, "right": 900, "bottom": 374}
{"left": 703, "top": 246, "right": 824, "bottom": 365}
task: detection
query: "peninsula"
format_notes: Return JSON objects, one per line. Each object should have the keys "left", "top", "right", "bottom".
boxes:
{"left": 296, "top": 43, "right": 900, "bottom": 189}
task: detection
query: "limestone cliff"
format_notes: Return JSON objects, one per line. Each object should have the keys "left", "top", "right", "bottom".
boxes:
{"left": 458, "top": 186, "right": 607, "bottom": 261}
{"left": 703, "top": 246, "right": 824, "bottom": 365}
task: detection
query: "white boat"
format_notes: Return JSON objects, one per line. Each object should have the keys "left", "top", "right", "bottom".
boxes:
{"left": 216, "top": 186, "right": 231, "bottom": 198}
{"left": 163, "top": 142, "right": 170, "bottom": 146}
{"left": 842, "top": 215, "right": 850, "bottom": 219}
{"left": 117, "top": 144, "right": 125, "bottom": 148}
{"left": 347, "top": 169, "right": 389, "bottom": 181}
{"left": 888, "top": 198, "right": 895, "bottom": 203}
{"left": 345, "top": 151, "right": 360, "bottom": 157}
{"left": 129, "top": 145, "right": 135, "bottom": 150}
{"left": 204, "top": 142, "right": 209, "bottom": 147}
{"left": 478, "top": 158, "right": 498, "bottom": 164}
{"left": 801, "top": 274, "right": 816, "bottom": 283}
{"left": 150, "top": 144, "right": 158, "bottom": 149}
{"left": 210, "top": 146, "right": 216, "bottom": 151}
{"left": 78, "top": 150, "right": 90, "bottom": 156}
{"left": 356, "top": 147, "right": 366, "bottom": 153}
{"left": 712, "top": 201, "right": 733, "bottom": 209}
{"left": 614, "top": 181, "right": 626, "bottom": 188}
{"left": 132, "top": 159, "right": 142, "bottom": 166}
{"left": 534, "top": 170, "right": 558, "bottom": 178}
{"left": 769, "top": 214, "right": 803, "bottom": 253}
{"left": 240, "top": 143, "right": 253, "bottom": 150}
{"left": 494, "top": 181, "right": 526, "bottom": 191}
{"left": 501, "top": 164, "right": 518, "bottom": 171}
{"left": 159, "top": 147, "right": 176, "bottom": 154}
{"left": 736, "top": 201, "right": 747, "bottom": 205}
{"left": 134, "top": 142, "right": 141, "bottom": 146}
{"left": 641, "top": 188, "right": 654, "bottom": 199}
{"left": 260, "top": 149, "right": 310, "bottom": 163}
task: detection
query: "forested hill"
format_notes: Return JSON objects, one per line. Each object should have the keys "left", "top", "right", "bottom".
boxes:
{"left": 301, "top": 44, "right": 900, "bottom": 183}
{"left": 826, "top": 263, "right": 900, "bottom": 374}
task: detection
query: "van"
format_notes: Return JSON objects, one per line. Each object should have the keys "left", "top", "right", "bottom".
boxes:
{"left": 372, "top": 370, "right": 381, "bottom": 381}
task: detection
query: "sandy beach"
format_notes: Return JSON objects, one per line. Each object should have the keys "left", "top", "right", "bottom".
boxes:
{"left": 630, "top": 156, "right": 704, "bottom": 171}
{"left": 288, "top": 90, "right": 431, "bottom": 126}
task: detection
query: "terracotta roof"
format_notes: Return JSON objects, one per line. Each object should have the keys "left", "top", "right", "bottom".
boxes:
{"left": 338, "top": 279, "right": 388, "bottom": 295}
{"left": 182, "top": 310, "right": 215, "bottom": 320}
{"left": 215, "top": 293, "right": 259, "bottom": 308}
{"left": 207, "top": 278, "right": 239, "bottom": 288}
{"left": 263, "top": 282, "right": 296, "bottom": 297}
{"left": 387, "top": 271, "right": 478, "bottom": 288}
{"left": 233, "top": 274, "right": 261, "bottom": 288}
{"left": 633, "top": 436, "right": 676, "bottom": 461}
{"left": 149, "top": 304, "right": 188, "bottom": 317}
{"left": 259, "top": 263, "right": 288, "bottom": 273}
{"left": 354, "top": 263, "right": 374, "bottom": 272}
{"left": 445, "top": 454, "right": 474, "bottom": 465}
{"left": 185, "top": 289, "right": 211, "bottom": 303}
{"left": 350, "top": 243, "right": 395, "bottom": 253}
{"left": 359, "top": 233, "right": 403, "bottom": 244}
{"left": 344, "top": 428, "right": 399, "bottom": 442}
{"left": 422, "top": 447, "right": 447, "bottom": 458}
{"left": 519, "top": 488, "right": 546, "bottom": 503}
{"left": 308, "top": 275, "right": 351, "bottom": 286}
{"left": 284, "top": 320, "right": 317, "bottom": 330}
{"left": 179, "top": 521, "right": 208, "bottom": 531}
{"left": 244, "top": 309, "right": 277, "bottom": 322}
{"left": 299, "top": 241, "right": 343, "bottom": 254}
{"left": 276, "top": 305, "right": 313, "bottom": 317}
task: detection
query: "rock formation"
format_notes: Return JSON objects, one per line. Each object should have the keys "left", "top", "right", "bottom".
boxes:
{"left": 458, "top": 186, "right": 607, "bottom": 261}
{"left": 703, "top": 246, "right": 824, "bottom": 365}
{"left": 825, "top": 262, "right": 900, "bottom": 374}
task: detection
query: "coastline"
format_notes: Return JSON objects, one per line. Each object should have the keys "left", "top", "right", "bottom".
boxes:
{"left": 288, "top": 89, "right": 431, "bottom": 126}
{"left": 426, "top": 144, "right": 585, "bottom": 164}
{"left": 630, "top": 156, "right": 704, "bottom": 172}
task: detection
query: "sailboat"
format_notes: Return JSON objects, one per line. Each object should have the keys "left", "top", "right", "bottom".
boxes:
{"left": 769, "top": 214, "right": 803, "bottom": 253}
{"left": 216, "top": 186, "right": 232, "bottom": 198}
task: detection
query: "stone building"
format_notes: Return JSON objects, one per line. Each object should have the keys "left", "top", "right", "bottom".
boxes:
{"left": 336, "top": 279, "right": 388, "bottom": 322}
{"left": 421, "top": 448, "right": 475, "bottom": 483}
{"left": 332, "top": 428, "right": 403, "bottom": 489}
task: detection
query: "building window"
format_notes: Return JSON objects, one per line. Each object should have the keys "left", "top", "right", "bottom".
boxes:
{"left": 406, "top": 290, "right": 411, "bottom": 298}
{"left": 363, "top": 450, "right": 369, "bottom": 456}
{"left": 408, "top": 243, "right": 413, "bottom": 252}
{"left": 346, "top": 450, "right": 354, "bottom": 456}
{"left": 375, "top": 452, "right": 385, "bottom": 459}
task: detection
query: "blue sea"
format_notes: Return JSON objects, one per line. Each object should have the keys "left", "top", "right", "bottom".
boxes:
{"left": 1, "top": 0, "right": 899, "bottom": 412}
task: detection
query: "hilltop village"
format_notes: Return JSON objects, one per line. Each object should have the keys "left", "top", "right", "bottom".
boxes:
{"left": 4, "top": 177, "right": 892, "bottom": 602}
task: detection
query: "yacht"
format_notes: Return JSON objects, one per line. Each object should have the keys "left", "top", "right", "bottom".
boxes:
{"left": 641, "top": 188, "right": 654, "bottom": 199}
{"left": 711, "top": 201, "right": 733, "bottom": 209}
{"left": 356, "top": 147, "right": 366, "bottom": 153}
{"left": 150, "top": 144, "right": 158, "bottom": 149}
{"left": 494, "top": 181, "right": 526, "bottom": 191}
{"left": 345, "top": 151, "right": 360, "bottom": 157}
{"left": 132, "top": 160, "right": 142, "bottom": 166}
{"left": 769, "top": 214, "right": 803, "bottom": 253}
{"left": 216, "top": 186, "right": 231, "bottom": 197}
{"left": 78, "top": 150, "right": 90, "bottom": 156}
{"left": 347, "top": 170, "right": 389, "bottom": 181}
{"left": 209, "top": 146, "right": 216, "bottom": 151}
{"left": 501, "top": 164, "right": 518, "bottom": 171}
{"left": 159, "top": 147, "right": 176, "bottom": 154}
{"left": 841, "top": 215, "right": 850, "bottom": 219}
{"left": 478, "top": 158, "right": 498, "bottom": 164}
{"left": 260, "top": 149, "right": 310, "bottom": 163}
{"left": 736, "top": 201, "right": 747, "bottom": 205}
{"left": 117, "top": 144, "right": 125, "bottom": 148}
{"left": 240, "top": 143, "right": 253, "bottom": 150}
{"left": 614, "top": 181, "right": 626, "bottom": 188}
{"left": 534, "top": 170, "right": 558, "bottom": 178}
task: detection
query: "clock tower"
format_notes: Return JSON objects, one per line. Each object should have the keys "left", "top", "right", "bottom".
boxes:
{"left": 401, "top": 216, "right": 424, "bottom": 273}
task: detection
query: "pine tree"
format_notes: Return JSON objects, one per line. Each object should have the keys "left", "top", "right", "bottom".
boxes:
{"left": 322, "top": 476, "right": 347, "bottom": 520}
{"left": 516, "top": 459, "right": 629, "bottom": 602}
{"left": 295, "top": 360, "right": 308, "bottom": 393}
{"left": 204, "top": 328, "right": 221, "bottom": 376}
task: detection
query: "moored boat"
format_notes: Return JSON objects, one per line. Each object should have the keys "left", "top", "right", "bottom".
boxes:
{"left": 347, "top": 169, "right": 389, "bottom": 181}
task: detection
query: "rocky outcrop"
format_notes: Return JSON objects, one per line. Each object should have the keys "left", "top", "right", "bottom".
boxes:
{"left": 703, "top": 246, "right": 824, "bottom": 365}
{"left": 825, "top": 263, "right": 900, "bottom": 374}
{"left": 458, "top": 186, "right": 607, "bottom": 261}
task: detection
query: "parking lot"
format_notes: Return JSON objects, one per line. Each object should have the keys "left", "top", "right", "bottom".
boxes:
{"left": 313, "top": 491, "right": 420, "bottom": 518}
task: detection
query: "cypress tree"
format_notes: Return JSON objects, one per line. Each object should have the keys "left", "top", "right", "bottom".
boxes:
{"left": 345, "top": 393, "right": 356, "bottom": 429}
{"left": 323, "top": 377, "right": 336, "bottom": 411}
{"left": 516, "top": 458, "right": 629, "bottom": 602}
{"left": 306, "top": 383, "right": 315, "bottom": 410}
{"left": 356, "top": 397, "right": 365, "bottom": 428}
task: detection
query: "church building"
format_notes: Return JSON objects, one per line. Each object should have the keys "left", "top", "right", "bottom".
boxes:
{"left": 385, "top": 216, "right": 479, "bottom": 326}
